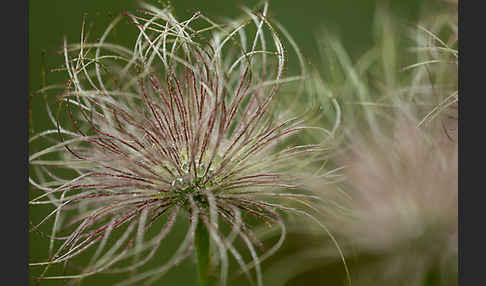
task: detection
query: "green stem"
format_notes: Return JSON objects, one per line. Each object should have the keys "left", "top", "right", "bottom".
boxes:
{"left": 195, "top": 219, "right": 217, "bottom": 286}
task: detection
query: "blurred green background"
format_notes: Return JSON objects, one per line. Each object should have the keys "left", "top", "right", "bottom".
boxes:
{"left": 29, "top": 0, "right": 447, "bottom": 285}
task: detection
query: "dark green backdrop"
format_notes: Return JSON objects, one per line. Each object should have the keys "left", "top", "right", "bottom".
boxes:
{"left": 29, "top": 0, "right": 437, "bottom": 285}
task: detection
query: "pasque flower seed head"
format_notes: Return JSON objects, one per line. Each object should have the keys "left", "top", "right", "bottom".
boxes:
{"left": 29, "top": 2, "right": 324, "bottom": 285}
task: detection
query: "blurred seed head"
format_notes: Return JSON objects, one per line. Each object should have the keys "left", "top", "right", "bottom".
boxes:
{"left": 262, "top": 4, "right": 458, "bottom": 284}
{"left": 329, "top": 111, "right": 457, "bottom": 286}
